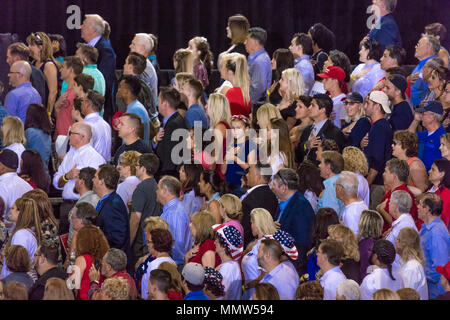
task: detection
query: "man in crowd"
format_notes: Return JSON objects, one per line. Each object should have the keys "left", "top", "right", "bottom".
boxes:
{"left": 368, "top": 0, "right": 402, "bottom": 48}
{"left": 384, "top": 74, "right": 413, "bottom": 131}
{"left": 318, "top": 151, "right": 345, "bottom": 216}
{"left": 380, "top": 44, "right": 406, "bottom": 72}
{"left": 317, "top": 239, "right": 347, "bottom": 300}
{"left": 289, "top": 32, "right": 314, "bottom": 95}
{"left": 181, "top": 262, "right": 210, "bottom": 300}
{"left": 318, "top": 66, "right": 347, "bottom": 128}
{"left": 148, "top": 269, "right": 171, "bottom": 300}
{"left": 68, "top": 201, "right": 98, "bottom": 251}
{"left": 385, "top": 190, "right": 417, "bottom": 247}
{"left": 245, "top": 27, "right": 271, "bottom": 104}
{"left": 4, "top": 61, "right": 41, "bottom": 123}
{"left": 74, "top": 43, "right": 106, "bottom": 96}
{"left": 180, "top": 78, "right": 208, "bottom": 129}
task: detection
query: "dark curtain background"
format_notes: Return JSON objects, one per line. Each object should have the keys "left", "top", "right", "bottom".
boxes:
{"left": 0, "top": 0, "right": 448, "bottom": 78}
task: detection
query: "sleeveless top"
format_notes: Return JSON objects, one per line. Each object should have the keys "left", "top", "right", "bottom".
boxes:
{"left": 216, "top": 121, "right": 231, "bottom": 179}
{"left": 77, "top": 254, "right": 94, "bottom": 300}
{"left": 407, "top": 157, "right": 421, "bottom": 188}
{"left": 37, "top": 59, "right": 61, "bottom": 107}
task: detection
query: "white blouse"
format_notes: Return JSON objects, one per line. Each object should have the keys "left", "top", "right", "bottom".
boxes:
{"left": 360, "top": 266, "right": 403, "bottom": 300}
{"left": 218, "top": 260, "right": 242, "bottom": 300}
{"left": 0, "top": 228, "right": 37, "bottom": 278}
{"left": 398, "top": 259, "right": 429, "bottom": 300}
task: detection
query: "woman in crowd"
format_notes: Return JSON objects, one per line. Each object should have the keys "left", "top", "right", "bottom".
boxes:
{"left": 323, "top": 50, "right": 352, "bottom": 86}
{"left": 172, "top": 49, "right": 194, "bottom": 85}
{"left": 424, "top": 65, "right": 449, "bottom": 106}
{"left": 306, "top": 208, "right": 340, "bottom": 280}
{"left": 328, "top": 224, "right": 361, "bottom": 284}
{"left": 395, "top": 227, "right": 429, "bottom": 300}
{"left": 276, "top": 68, "right": 305, "bottom": 130}
{"left": 224, "top": 53, "right": 252, "bottom": 117}
{"left": 43, "top": 277, "right": 75, "bottom": 300}
{"left": 342, "top": 146, "right": 370, "bottom": 207}
{"left": 267, "top": 49, "right": 294, "bottom": 105}
{"left": 350, "top": 39, "right": 385, "bottom": 99}
{"left": 216, "top": 53, "right": 235, "bottom": 95}
{"left": 185, "top": 211, "right": 221, "bottom": 268}
{"left": 426, "top": 158, "right": 450, "bottom": 228}
{"left": 179, "top": 163, "right": 205, "bottom": 217}
{"left": 218, "top": 194, "right": 244, "bottom": 236}
{"left": 372, "top": 288, "right": 401, "bottom": 300}
{"left": 358, "top": 210, "right": 384, "bottom": 279}
{"left": 48, "top": 34, "right": 67, "bottom": 68}
{"left": 214, "top": 224, "right": 243, "bottom": 300}
{"left": 440, "top": 133, "right": 450, "bottom": 161}
{"left": 1, "top": 198, "right": 42, "bottom": 279}
{"left": 198, "top": 170, "right": 227, "bottom": 224}
{"left": 26, "top": 32, "right": 60, "bottom": 115}
{"left": 297, "top": 160, "right": 324, "bottom": 213}
{"left": 2, "top": 245, "right": 34, "bottom": 291}
{"left": 266, "top": 118, "right": 294, "bottom": 175}
{"left": 219, "top": 14, "right": 250, "bottom": 61}
{"left": 253, "top": 283, "right": 280, "bottom": 300}
{"left": 186, "top": 127, "right": 213, "bottom": 170}
{"left": 2, "top": 116, "right": 26, "bottom": 170}
{"left": 187, "top": 36, "right": 213, "bottom": 90}
{"left": 295, "top": 281, "right": 324, "bottom": 300}
{"left": 116, "top": 151, "right": 141, "bottom": 210}
{"left": 73, "top": 225, "right": 109, "bottom": 300}
{"left": 24, "top": 103, "right": 52, "bottom": 174}
{"left": 291, "top": 96, "right": 313, "bottom": 145}
{"left": 19, "top": 150, "right": 50, "bottom": 193}
{"left": 158, "top": 261, "right": 184, "bottom": 300}
{"left": 341, "top": 95, "right": 371, "bottom": 148}
{"left": 392, "top": 130, "right": 429, "bottom": 192}
{"left": 2, "top": 282, "right": 28, "bottom": 300}
{"left": 256, "top": 103, "right": 282, "bottom": 130}
{"left": 141, "top": 228, "right": 176, "bottom": 300}
{"left": 97, "top": 277, "right": 130, "bottom": 300}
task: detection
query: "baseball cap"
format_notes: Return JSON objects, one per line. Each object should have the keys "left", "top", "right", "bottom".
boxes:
{"left": 317, "top": 66, "right": 346, "bottom": 83}
{"left": 415, "top": 101, "right": 444, "bottom": 116}
{"left": 182, "top": 262, "right": 205, "bottom": 285}
{"left": 369, "top": 91, "right": 391, "bottom": 114}
{"left": 0, "top": 149, "right": 18, "bottom": 170}
{"left": 436, "top": 261, "right": 450, "bottom": 280}
{"left": 387, "top": 74, "right": 407, "bottom": 99}
{"left": 344, "top": 92, "right": 364, "bottom": 104}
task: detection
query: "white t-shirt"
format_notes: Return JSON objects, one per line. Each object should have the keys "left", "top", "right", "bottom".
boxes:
{"left": 0, "top": 228, "right": 37, "bottom": 278}
{"left": 342, "top": 200, "right": 368, "bottom": 235}
{"left": 141, "top": 256, "right": 176, "bottom": 300}
{"left": 360, "top": 266, "right": 403, "bottom": 300}
{"left": 218, "top": 260, "right": 242, "bottom": 300}
{"left": 320, "top": 266, "right": 347, "bottom": 300}
{"left": 116, "top": 175, "right": 140, "bottom": 211}
{"left": 331, "top": 94, "right": 347, "bottom": 129}
{"left": 398, "top": 259, "right": 429, "bottom": 300}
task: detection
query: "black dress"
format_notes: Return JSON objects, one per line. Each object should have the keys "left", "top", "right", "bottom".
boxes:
{"left": 229, "top": 43, "right": 248, "bottom": 57}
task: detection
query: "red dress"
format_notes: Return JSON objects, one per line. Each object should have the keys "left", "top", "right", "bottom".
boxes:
{"left": 434, "top": 186, "right": 450, "bottom": 228}
{"left": 226, "top": 87, "right": 251, "bottom": 117}
{"left": 188, "top": 239, "right": 221, "bottom": 267}
{"left": 77, "top": 254, "right": 94, "bottom": 300}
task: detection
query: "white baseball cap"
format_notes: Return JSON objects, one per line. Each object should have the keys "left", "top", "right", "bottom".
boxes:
{"left": 369, "top": 91, "right": 391, "bottom": 114}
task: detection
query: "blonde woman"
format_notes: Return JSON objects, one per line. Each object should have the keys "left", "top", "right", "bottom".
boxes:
{"left": 395, "top": 227, "right": 429, "bottom": 300}
{"left": 218, "top": 14, "right": 250, "bottom": 66}
{"left": 173, "top": 49, "right": 194, "bottom": 76}
{"left": 341, "top": 93, "right": 371, "bottom": 148}
{"left": 328, "top": 224, "right": 361, "bottom": 284}
{"left": 218, "top": 194, "right": 243, "bottom": 235}
{"left": 342, "top": 146, "right": 370, "bottom": 207}
{"left": 357, "top": 210, "right": 383, "bottom": 279}
{"left": 267, "top": 118, "right": 294, "bottom": 173}
{"left": 43, "top": 278, "right": 75, "bottom": 300}
{"left": 440, "top": 133, "right": 450, "bottom": 161}
{"left": 256, "top": 103, "right": 282, "bottom": 129}
{"left": 372, "top": 288, "right": 400, "bottom": 300}
{"left": 116, "top": 151, "right": 141, "bottom": 210}
{"left": 216, "top": 53, "right": 235, "bottom": 95}
{"left": 2, "top": 116, "right": 26, "bottom": 172}
{"left": 224, "top": 53, "right": 251, "bottom": 117}
{"left": 158, "top": 261, "right": 184, "bottom": 300}
{"left": 277, "top": 68, "right": 305, "bottom": 130}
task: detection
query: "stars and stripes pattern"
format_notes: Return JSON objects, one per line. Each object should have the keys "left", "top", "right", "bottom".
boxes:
{"left": 213, "top": 224, "right": 244, "bottom": 261}
{"left": 204, "top": 266, "right": 225, "bottom": 296}
{"left": 264, "top": 230, "right": 299, "bottom": 260}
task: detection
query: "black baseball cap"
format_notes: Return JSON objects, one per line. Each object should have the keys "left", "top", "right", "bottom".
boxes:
{"left": 387, "top": 74, "right": 407, "bottom": 99}
{"left": 415, "top": 101, "right": 444, "bottom": 115}
{"left": 0, "top": 149, "right": 18, "bottom": 170}
{"left": 344, "top": 92, "right": 363, "bottom": 104}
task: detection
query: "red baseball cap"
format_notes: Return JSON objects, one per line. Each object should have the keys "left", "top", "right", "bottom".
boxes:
{"left": 317, "top": 66, "right": 346, "bottom": 83}
{"left": 112, "top": 111, "right": 125, "bottom": 131}
{"left": 436, "top": 261, "right": 450, "bottom": 280}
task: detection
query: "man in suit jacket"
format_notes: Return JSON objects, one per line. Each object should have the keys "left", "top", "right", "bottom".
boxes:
{"left": 154, "top": 87, "right": 186, "bottom": 180}
{"left": 368, "top": 0, "right": 402, "bottom": 49}
{"left": 272, "top": 168, "right": 315, "bottom": 276}
{"left": 241, "top": 162, "right": 279, "bottom": 247}
{"left": 81, "top": 14, "right": 117, "bottom": 124}
{"left": 93, "top": 164, "right": 131, "bottom": 272}
{"left": 295, "top": 93, "right": 345, "bottom": 165}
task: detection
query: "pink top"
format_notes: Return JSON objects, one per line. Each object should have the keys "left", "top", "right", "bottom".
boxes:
{"left": 194, "top": 151, "right": 213, "bottom": 170}
{"left": 55, "top": 88, "right": 75, "bottom": 137}
{"left": 223, "top": 220, "right": 244, "bottom": 237}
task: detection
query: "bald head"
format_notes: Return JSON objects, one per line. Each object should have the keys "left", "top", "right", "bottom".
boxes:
{"left": 11, "top": 61, "right": 32, "bottom": 79}
{"left": 70, "top": 122, "right": 93, "bottom": 148}
{"left": 130, "top": 33, "right": 154, "bottom": 57}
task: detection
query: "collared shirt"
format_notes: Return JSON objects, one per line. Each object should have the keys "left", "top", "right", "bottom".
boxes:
{"left": 4, "top": 82, "right": 42, "bottom": 123}
{"left": 61, "top": 65, "right": 106, "bottom": 96}
{"left": 398, "top": 258, "right": 429, "bottom": 300}
{"left": 96, "top": 191, "right": 113, "bottom": 211}
{"left": 126, "top": 100, "right": 150, "bottom": 146}
{"left": 411, "top": 55, "right": 436, "bottom": 106}
{"left": 318, "top": 174, "right": 344, "bottom": 217}
{"left": 277, "top": 192, "right": 295, "bottom": 222}
{"left": 260, "top": 262, "right": 299, "bottom": 300}
{"left": 385, "top": 213, "right": 417, "bottom": 247}
{"left": 0, "top": 172, "right": 33, "bottom": 230}
{"left": 240, "top": 184, "right": 266, "bottom": 201}
{"left": 52, "top": 144, "right": 106, "bottom": 200}
{"left": 87, "top": 35, "right": 101, "bottom": 47}
{"left": 417, "top": 124, "right": 446, "bottom": 171}
{"left": 248, "top": 48, "right": 272, "bottom": 103}
{"left": 160, "top": 198, "right": 191, "bottom": 265}
{"left": 342, "top": 200, "right": 368, "bottom": 235}
{"left": 320, "top": 266, "right": 347, "bottom": 300}
{"left": 350, "top": 62, "right": 386, "bottom": 99}
{"left": 116, "top": 175, "right": 140, "bottom": 211}
{"left": 294, "top": 55, "right": 314, "bottom": 95}
{"left": 140, "top": 60, "right": 158, "bottom": 119}
{"left": 312, "top": 118, "right": 327, "bottom": 136}
{"left": 163, "top": 111, "right": 177, "bottom": 127}
{"left": 180, "top": 189, "right": 205, "bottom": 217}
{"left": 331, "top": 93, "right": 347, "bottom": 129}
{"left": 360, "top": 266, "right": 403, "bottom": 300}
{"left": 84, "top": 112, "right": 112, "bottom": 161}
{"left": 419, "top": 217, "right": 450, "bottom": 299}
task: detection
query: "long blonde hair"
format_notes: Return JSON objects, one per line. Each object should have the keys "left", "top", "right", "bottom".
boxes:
{"left": 173, "top": 49, "right": 193, "bottom": 75}
{"left": 281, "top": 68, "right": 305, "bottom": 102}
{"left": 2, "top": 116, "right": 26, "bottom": 146}
{"left": 328, "top": 224, "right": 360, "bottom": 262}
{"left": 207, "top": 93, "right": 231, "bottom": 127}
{"left": 396, "top": 228, "right": 425, "bottom": 265}
{"left": 250, "top": 208, "right": 276, "bottom": 236}
{"left": 226, "top": 53, "right": 250, "bottom": 105}
{"left": 256, "top": 103, "right": 282, "bottom": 129}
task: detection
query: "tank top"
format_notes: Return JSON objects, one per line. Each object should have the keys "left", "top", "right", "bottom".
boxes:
{"left": 37, "top": 59, "right": 61, "bottom": 107}
{"left": 407, "top": 157, "right": 421, "bottom": 188}
{"left": 77, "top": 254, "right": 94, "bottom": 300}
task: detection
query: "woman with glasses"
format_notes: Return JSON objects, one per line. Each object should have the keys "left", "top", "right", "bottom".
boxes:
{"left": 116, "top": 151, "right": 141, "bottom": 211}
{"left": 341, "top": 92, "right": 371, "bottom": 147}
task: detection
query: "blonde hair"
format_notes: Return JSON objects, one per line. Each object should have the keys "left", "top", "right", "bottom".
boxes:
{"left": 158, "top": 261, "right": 183, "bottom": 294}
{"left": 358, "top": 210, "right": 383, "bottom": 239}
{"left": 190, "top": 210, "right": 216, "bottom": 244}
{"left": 118, "top": 150, "right": 142, "bottom": 176}
{"left": 281, "top": 68, "right": 305, "bottom": 102}
{"left": 219, "top": 53, "right": 235, "bottom": 70}
{"left": 396, "top": 288, "right": 420, "bottom": 300}
{"left": 7, "top": 198, "right": 42, "bottom": 251}
{"left": 26, "top": 31, "right": 54, "bottom": 61}
{"left": 174, "top": 72, "right": 195, "bottom": 90}
{"left": 2, "top": 116, "right": 26, "bottom": 146}
{"left": 144, "top": 216, "right": 169, "bottom": 235}
{"left": 342, "top": 146, "right": 369, "bottom": 176}
{"left": 207, "top": 93, "right": 231, "bottom": 127}
{"left": 101, "top": 277, "right": 130, "bottom": 300}
{"left": 328, "top": 224, "right": 360, "bottom": 262}
{"left": 441, "top": 133, "right": 450, "bottom": 150}
{"left": 226, "top": 53, "right": 250, "bottom": 105}
{"left": 396, "top": 228, "right": 425, "bottom": 265}
{"left": 219, "top": 194, "right": 243, "bottom": 221}
{"left": 372, "top": 288, "right": 400, "bottom": 300}
{"left": 43, "top": 278, "right": 75, "bottom": 300}
{"left": 250, "top": 208, "right": 276, "bottom": 236}
{"left": 256, "top": 103, "right": 282, "bottom": 129}
{"left": 173, "top": 49, "right": 193, "bottom": 75}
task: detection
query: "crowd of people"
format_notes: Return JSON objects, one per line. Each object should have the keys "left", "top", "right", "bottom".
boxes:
{"left": 0, "top": 0, "right": 449, "bottom": 300}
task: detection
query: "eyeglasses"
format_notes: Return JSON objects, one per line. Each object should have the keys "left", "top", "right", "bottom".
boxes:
{"left": 275, "top": 171, "right": 288, "bottom": 187}
{"left": 8, "top": 72, "right": 21, "bottom": 75}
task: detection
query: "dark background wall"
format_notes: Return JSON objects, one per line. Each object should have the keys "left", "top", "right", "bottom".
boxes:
{"left": 0, "top": 0, "right": 448, "bottom": 70}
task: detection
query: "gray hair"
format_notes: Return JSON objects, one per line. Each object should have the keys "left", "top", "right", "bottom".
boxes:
{"left": 76, "top": 122, "right": 93, "bottom": 141}
{"left": 381, "top": 0, "right": 397, "bottom": 13}
{"left": 337, "top": 280, "right": 361, "bottom": 300}
{"left": 85, "top": 14, "right": 105, "bottom": 36}
{"left": 273, "top": 168, "right": 299, "bottom": 190}
{"left": 105, "top": 248, "right": 127, "bottom": 272}
{"left": 390, "top": 190, "right": 412, "bottom": 213}
{"left": 336, "top": 171, "right": 358, "bottom": 196}
{"left": 254, "top": 162, "right": 272, "bottom": 183}
{"left": 249, "top": 27, "right": 267, "bottom": 46}
{"left": 159, "top": 175, "right": 181, "bottom": 196}
{"left": 421, "top": 34, "right": 441, "bottom": 55}
{"left": 135, "top": 33, "right": 154, "bottom": 55}
{"left": 432, "top": 111, "right": 444, "bottom": 123}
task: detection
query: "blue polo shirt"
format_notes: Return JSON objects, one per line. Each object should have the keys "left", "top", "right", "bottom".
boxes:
{"left": 417, "top": 125, "right": 446, "bottom": 171}
{"left": 411, "top": 55, "right": 436, "bottom": 107}
{"left": 184, "top": 290, "right": 210, "bottom": 300}
{"left": 185, "top": 104, "right": 208, "bottom": 129}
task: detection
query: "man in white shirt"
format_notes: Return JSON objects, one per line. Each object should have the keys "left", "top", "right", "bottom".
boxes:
{"left": 318, "top": 66, "right": 347, "bottom": 128}
{"left": 385, "top": 190, "right": 417, "bottom": 247}
{"left": 0, "top": 149, "right": 33, "bottom": 230}
{"left": 81, "top": 89, "right": 112, "bottom": 161}
{"left": 53, "top": 122, "right": 106, "bottom": 234}
{"left": 336, "top": 171, "right": 368, "bottom": 235}
{"left": 317, "top": 239, "right": 347, "bottom": 300}
{"left": 256, "top": 238, "right": 299, "bottom": 300}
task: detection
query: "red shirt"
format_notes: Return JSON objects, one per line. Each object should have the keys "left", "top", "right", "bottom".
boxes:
{"left": 167, "top": 289, "right": 183, "bottom": 300}
{"left": 435, "top": 186, "right": 450, "bottom": 228}
{"left": 226, "top": 87, "right": 251, "bottom": 117}
{"left": 55, "top": 88, "right": 75, "bottom": 137}
{"left": 111, "top": 270, "right": 138, "bottom": 300}
{"left": 188, "top": 239, "right": 221, "bottom": 267}
{"left": 381, "top": 183, "right": 422, "bottom": 233}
